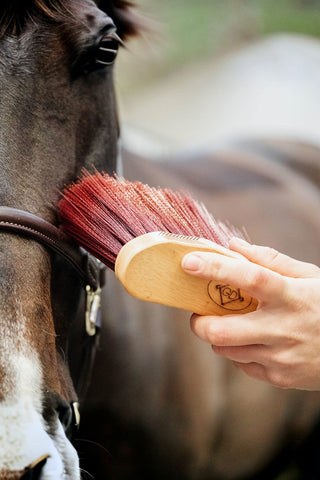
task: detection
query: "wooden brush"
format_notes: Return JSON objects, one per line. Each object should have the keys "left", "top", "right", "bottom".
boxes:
{"left": 58, "top": 171, "right": 258, "bottom": 316}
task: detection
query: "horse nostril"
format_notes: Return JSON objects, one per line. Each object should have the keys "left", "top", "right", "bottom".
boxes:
{"left": 57, "top": 401, "right": 73, "bottom": 431}
{"left": 20, "top": 455, "right": 48, "bottom": 479}
{"left": 44, "top": 392, "right": 76, "bottom": 436}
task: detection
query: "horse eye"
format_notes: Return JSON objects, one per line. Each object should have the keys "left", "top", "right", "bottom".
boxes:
{"left": 74, "top": 30, "right": 121, "bottom": 76}
{"left": 95, "top": 32, "right": 120, "bottom": 67}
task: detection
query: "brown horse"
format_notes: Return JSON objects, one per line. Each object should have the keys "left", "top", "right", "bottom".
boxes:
{"left": 77, "top": 141, "right": 320, "bottom": 479}
{"left": 2, "top": 2, "right": 320, "bottom": 479}
{"left": 0, "top": 1, "right": 137, "bottom": 479}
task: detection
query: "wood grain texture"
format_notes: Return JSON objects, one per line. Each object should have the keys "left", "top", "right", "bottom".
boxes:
{"left": 115, "top": 232, "right": 258, "bottom": 315}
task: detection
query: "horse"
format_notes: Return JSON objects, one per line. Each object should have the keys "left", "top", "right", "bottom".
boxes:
{"left": 76, "top": 140, "right": 320, "bottom": 480}
{"left": 0, "top": 1, "right": 138, "bottom": 479}
{"left": 1, "top": 2, "right": 320, "bottom": 479}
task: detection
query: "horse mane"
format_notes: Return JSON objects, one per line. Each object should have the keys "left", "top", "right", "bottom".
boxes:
{"left": 0, "top": 0, "right": 139, "bottom": 39}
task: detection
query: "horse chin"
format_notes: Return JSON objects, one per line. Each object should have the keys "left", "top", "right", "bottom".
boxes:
{"left": 0, "top": 351, "right": 80, "bottom": 479}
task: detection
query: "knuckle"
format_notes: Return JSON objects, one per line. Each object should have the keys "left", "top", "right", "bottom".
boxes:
{"left": 251, "top": 244, "right": 279, "bottom": 262}
{"left": 263, "top": 246, "right": 280, "bottom": 263}
{"left": 267, "top": 369, "right": 292, "bottom": 389}
{"left": 247, "top": 266, "right": 269, "bottom": 289}
{"left": 270, "top": 350, "right": 290, "bottom": 369}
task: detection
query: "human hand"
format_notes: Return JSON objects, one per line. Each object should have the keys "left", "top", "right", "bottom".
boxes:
{"left": 181, "top": 238, "right": 320, "bottom": 390}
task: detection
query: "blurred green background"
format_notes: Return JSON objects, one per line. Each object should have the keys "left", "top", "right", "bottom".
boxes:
{"left": 116, "top": 0, "right": 320, "bottom": 97}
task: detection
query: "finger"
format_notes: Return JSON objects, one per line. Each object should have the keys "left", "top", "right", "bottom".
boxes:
{"left": 229, "top": 238, "right": 320, "bottom": 279}
{"left": 182, "top": 251, "right": 286, "bottom": 302}
{"left": 212, "top": 344, "right": 269, "bottom": 364}
{"left": 233, "top": 361, "right": 294, "bottom": 389}
{"left": 233, "top": 362, "right": 269, "bottom": 383}
{"left": 190, "top": 312, "right": 276, "bottom": 346}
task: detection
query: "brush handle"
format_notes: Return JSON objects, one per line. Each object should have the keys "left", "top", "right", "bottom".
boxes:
{"left": 115, "top": 232, "right": 259, "bottom": 316}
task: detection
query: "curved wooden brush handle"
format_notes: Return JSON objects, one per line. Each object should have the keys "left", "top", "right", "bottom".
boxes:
{"left": 115, "top": 232, "right": 259, "bottom": 316}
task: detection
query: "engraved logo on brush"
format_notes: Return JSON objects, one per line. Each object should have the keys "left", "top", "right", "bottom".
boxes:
{"left": 207, "top": 282, "right": 253, "bottom": 311}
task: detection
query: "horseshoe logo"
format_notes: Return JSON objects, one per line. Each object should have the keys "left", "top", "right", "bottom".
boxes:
{"left": 207, "top": 282, "right": 253, "bottom": 311}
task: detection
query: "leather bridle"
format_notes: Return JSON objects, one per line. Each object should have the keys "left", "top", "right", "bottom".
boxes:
{"left": 0, "top": 206, "right": 104, "bottom": 407}
{"left": 0, "top": 206, "right": 104, "bottom": 291}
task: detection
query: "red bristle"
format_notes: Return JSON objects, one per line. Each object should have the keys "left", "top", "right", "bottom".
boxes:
{"left": 58, "top": 171, "right": 246, "bottom": 269}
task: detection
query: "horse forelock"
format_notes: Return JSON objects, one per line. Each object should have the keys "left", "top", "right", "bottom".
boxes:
{"left": 0, "top": 0, "right": 139, "bottom": 39}
{"left": 0, "top": 0, "right": 69, "bottom": 36}
{"left": 98, "top": 0, "right": 140, "bottom": 39}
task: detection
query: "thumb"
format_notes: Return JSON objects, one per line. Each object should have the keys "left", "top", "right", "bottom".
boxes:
{"left": 229, "top": 238, "right": 320, "bottom": 279}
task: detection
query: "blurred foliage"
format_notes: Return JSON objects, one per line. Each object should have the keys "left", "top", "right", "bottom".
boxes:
{"left": 116, "top": 0, "right": 320, "bottom": 96}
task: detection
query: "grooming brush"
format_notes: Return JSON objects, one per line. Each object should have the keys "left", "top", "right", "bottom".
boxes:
{"left": 58, "top": 171, "right": 258, "bottom": 316}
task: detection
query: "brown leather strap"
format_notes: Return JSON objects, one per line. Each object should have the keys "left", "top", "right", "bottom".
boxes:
{"left": 0, "top": 206, "right": 104, "bottom": 290}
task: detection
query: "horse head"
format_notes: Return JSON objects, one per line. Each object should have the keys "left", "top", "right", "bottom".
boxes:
{"left": 0, "top": 1, "right": 137, "bottom": 478}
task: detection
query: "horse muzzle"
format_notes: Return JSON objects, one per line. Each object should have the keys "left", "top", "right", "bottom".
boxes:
{"left": 21, "top": 455, "right": 49, "bottom": 479}
{"left": 0, "top": 455, "right": 49, "bottom": 480}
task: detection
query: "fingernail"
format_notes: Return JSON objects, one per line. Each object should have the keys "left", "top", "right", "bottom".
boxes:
{"left": 182, "top": 254, "right": 204, "bottom": 272}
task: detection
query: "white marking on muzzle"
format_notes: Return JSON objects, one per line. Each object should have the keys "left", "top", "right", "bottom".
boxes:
{"left": 0, "top": 350, "right": 80, "bottom": 479}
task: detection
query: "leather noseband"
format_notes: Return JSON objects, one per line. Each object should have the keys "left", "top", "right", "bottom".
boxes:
{"left": 0, "top": 206, "right": 104, "bottom": 291}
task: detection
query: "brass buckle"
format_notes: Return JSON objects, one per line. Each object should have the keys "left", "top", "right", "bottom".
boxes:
{"left": 85, "top": 284, "right": 101, "bottom": 336}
